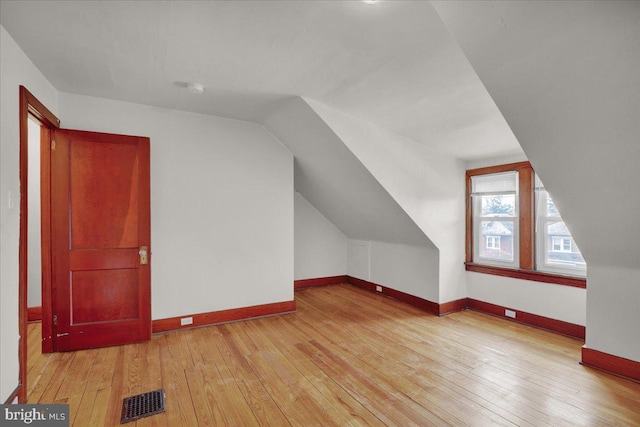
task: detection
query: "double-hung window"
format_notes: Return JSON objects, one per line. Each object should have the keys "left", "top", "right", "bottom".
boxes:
{"left": 470, "top": 171, "right": 519, "bottom": 268}
{"left": 466, "top": 162, "right": 586, "bottom": 288}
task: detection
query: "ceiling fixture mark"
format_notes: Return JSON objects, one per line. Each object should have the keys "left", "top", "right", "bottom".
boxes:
{"left": 186, "top": 83, "right": 205, "bottom": 94}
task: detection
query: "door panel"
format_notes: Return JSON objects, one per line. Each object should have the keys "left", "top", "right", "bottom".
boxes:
{"left": 70, "top": 138, "right": 139, "bottom": 248}
{"left": 71, "top": 269, "right": 139, "bottom": 323}
{"left": 52, "top": 129, "right": 150, "bottom": 351}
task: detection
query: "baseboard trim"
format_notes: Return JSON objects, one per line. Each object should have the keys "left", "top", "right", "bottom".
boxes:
{"left": 295, "top": 275, "right": 467, "bottom": 317}
{"left": 467, "top": 298, "right": 585, "bottom": 340}
{"left": 27, "top": 306, "right": 42, "bottom": 322}
{"left": 438, "top": 298, "right": 468, "bottom": 316}
{"left": 346, "top": 276, "right": 441, "bottom": 315}
{"left": 581, "top": 347, "right": 640, "bottom": 382}
{"left": 152, "top": 300, "right": 296, "bottom": 334}
{"left": 294, "top": 275, "right": 348, "bottom": 290}
{"left": 4, "top": 384, "right": 21, "bottom": 404}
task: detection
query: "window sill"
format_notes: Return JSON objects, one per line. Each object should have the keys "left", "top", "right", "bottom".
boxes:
{"left": 465, "top": 262, "right": 586, "bottom": 289}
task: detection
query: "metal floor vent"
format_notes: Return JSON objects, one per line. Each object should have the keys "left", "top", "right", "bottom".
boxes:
{"left": 120, "top": 389, "right": 166, "bottom": 424}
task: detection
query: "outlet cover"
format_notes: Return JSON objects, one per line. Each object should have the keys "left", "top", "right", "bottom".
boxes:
{"left": 180, "top": 317, "right": 193, "bottom": 326}
{"left": 375, "top": 285, "right": 382, "bottom": 292}
{"left": 505, "top": 309, "right": 516, "bottom": 318}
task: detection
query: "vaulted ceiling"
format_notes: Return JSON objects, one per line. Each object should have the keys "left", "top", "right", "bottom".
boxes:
{"left": 0, "top": 0, "right": 522, "bottom": 160}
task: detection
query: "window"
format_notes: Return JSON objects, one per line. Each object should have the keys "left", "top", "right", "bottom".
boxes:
{"left": 535, "top": 176, "right": 586, "bottom": 276}
{"left": 551, "top": 237, "right": 571, "bottom": 252}
{"left": 466, "top": 162, "right": 586, "bottom": 288}
{"left": 471, "top": 171, "right": 518, "bottom": 268}
{"left": 486, "top": 236, "right": 501, "bottom": 249}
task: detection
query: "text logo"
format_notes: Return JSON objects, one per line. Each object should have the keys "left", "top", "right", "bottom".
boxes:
{"left": 1, "top": 405, "right": 69, "bottom": 426}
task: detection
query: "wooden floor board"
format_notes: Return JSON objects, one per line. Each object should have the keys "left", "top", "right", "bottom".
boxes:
{"left": 26, "top": 284, "right": 640, "bottom": 426}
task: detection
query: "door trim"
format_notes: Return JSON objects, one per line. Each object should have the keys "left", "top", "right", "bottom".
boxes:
{"left": 18, "top": 86, "right": 59, "bottom": 403}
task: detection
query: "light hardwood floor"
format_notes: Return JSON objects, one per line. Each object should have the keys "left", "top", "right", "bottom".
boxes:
{"left": 28, "top": 284, "right": 640, "bottom": 426}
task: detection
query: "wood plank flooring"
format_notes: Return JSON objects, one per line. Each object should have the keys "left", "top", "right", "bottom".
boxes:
{"left": 27, "top": 284, "right": 640, "bottom": 426}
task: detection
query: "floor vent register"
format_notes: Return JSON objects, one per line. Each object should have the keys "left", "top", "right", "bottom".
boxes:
{"left": 120, "top": 389, "right": 166, "bottom": 424}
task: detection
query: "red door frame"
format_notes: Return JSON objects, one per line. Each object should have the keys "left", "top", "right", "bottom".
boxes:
{"left": 17, "top": 86, "right": 60, "bottom": 403}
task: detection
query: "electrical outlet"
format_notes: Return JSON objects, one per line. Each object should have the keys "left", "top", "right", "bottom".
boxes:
{"left": 505, "top": 309, "right": 516, "bottom": 318}
{"left": 376, "top": 285, "right": 382, "bottom": 292}
{"left": 180, "top": 317, "right": 193, "bottom": 326}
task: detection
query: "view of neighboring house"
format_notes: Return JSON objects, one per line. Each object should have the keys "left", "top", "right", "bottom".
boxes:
{"left": 546, "top": 221, "right": 586, "bottom": 267}
{"left": 480, "top": 220, "right": 514, "bottom": 261}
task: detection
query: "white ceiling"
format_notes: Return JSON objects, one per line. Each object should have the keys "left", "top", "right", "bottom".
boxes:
{"left": 0, "top": 0, "right": 523, "bottom": 160}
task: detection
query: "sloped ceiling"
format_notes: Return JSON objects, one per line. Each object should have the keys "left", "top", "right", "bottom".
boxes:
{"left": 0, "top": 0, "right": 521, "bottom": 161}
{"left": 264, "top": 97, "right": 434, "bottom": 248}
{"left": 432, "top": 0, "right": 640, "bottom": 269}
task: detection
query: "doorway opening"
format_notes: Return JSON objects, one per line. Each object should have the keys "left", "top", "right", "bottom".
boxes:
{"left": 18, "top": 86, "right": 60, "bottom": 403}
{"left": 27, "top": 117, "right": 43, "bottom": 321}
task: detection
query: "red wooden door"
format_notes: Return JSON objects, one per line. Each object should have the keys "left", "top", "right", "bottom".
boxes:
{"left": 51, "top": 129, "right": 150, "bottom": 351}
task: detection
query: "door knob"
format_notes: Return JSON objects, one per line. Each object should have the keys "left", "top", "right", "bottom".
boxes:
{"left": 139, "top": 246, "right": 148, "bottom": 265}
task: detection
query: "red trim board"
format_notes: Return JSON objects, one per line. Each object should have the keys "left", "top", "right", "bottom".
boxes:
{"left": 582, "top": 347, "right": 640, "bottom": 382}
{"left": 297, "top": 276, "right": 467, "bottom": 317}
{"left": 465, "top": 262, "right": 586, "bottom": 289}
{"left": 439, "top": 298, "right": 468, "bottom": 316}
{"left": 294, "top": 275, "right": 348, "bottom": 290}
{"left": 346, "top": 276, "right": 441, "bottom": 316}
{"left": 152, "top": 300, "right": 296, "bottom": 333}
{"left": 467, "top": 298, "right": 585, "bottom": 340}
{"left": 27, "top": 306, "right": 42, "bottom": 322}
{"left": 3, "top": 385, "right": 21, "bottom": 405}
{"left": 346, "top": 276, "right": 466, "bottom": 317}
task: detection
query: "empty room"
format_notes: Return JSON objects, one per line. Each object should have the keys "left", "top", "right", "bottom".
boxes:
{"left": 1, "top": 1, "right": 639, "bottom": 425}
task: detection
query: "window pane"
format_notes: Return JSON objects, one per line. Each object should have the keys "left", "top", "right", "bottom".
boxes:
{"left": 481, "top": 194, "right": 515, "bottom": 217}
{"left": 479, "top": 220, "right": 514, "bottom": 262}
{"left": 535, "top": 183, "right": 586, "bottom": 276}
{"left": 544, "top": 220, "right": 586, "bottom": 270}
{"left": 546, "top": 195, "right": 559, "bottom": 217}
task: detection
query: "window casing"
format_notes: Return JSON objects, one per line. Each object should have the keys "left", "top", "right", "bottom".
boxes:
{"left": 465, "top": 162, "right": 586, "bottom": 288}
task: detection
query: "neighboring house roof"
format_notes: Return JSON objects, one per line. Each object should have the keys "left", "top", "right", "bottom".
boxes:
{"left": 481, "top": 221, "right": 513, "bottom": 236}
{"left": 548, "top": 222, "right": 571, "bottom": 236}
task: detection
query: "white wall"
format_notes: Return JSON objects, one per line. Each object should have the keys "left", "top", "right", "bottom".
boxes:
{"left": 57, "top": 92, "right": 294, "bottom": 320}
{"left": 294, "top": 192, "right": 346, "bottom": 280}
{"left": 348, "top": 239, "right": 440, "bottom": 303}
{"left": 307, "top": 99, "right": 466, "bottom": 303}
{"left": 264, "top": 97, "right": 442, "bottom": 303}
{"left": 347, "top": 240, "right": 371, "bottom": 281}
{"left": 586, "top": 266, "right": 640, "bottom": 361}
{"left": 467, "top": 273, "right": 586, "bottom": 326}
{"left": 27, "top": 119, "right": 42, "bottom": 308}
{"left": 0, "top": 25, "right": 59, "bottom": 401}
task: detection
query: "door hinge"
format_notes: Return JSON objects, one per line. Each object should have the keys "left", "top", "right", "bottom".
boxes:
{"left": 51, "top": 139, "right": 56, "bottom": 150}
{"left": 53, "top": 314, "right": 57, "bottom": 326}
